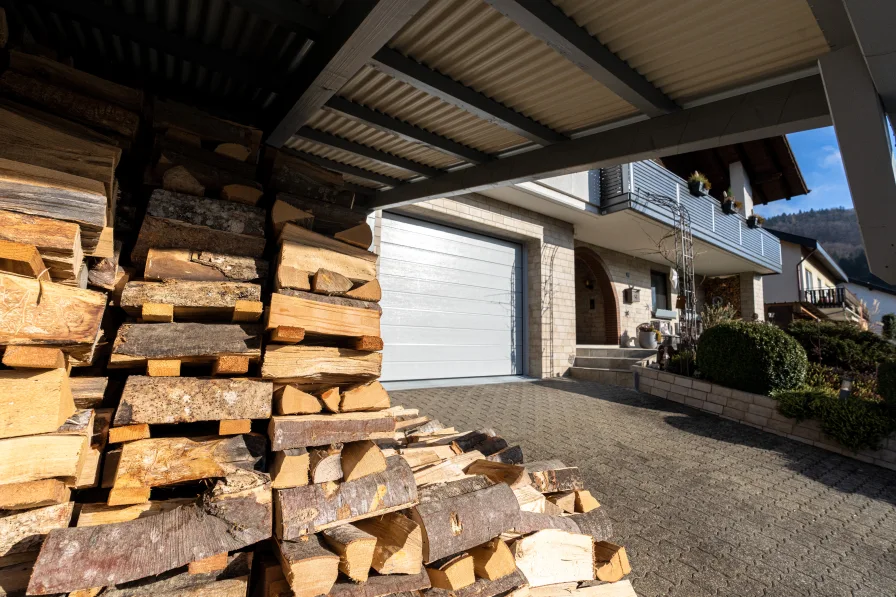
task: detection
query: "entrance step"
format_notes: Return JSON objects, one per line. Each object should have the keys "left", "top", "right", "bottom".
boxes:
{"left": 575, "top": 346, "right": 656, "bottom": 360}
{"left": 569, "top": 367, "right": 634, "bottom": 388}
{"left": 573, "top": 356, "right": 644, "bottom": 369}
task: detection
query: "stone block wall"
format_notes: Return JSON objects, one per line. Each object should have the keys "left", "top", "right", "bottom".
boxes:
{"left": 633, "top": 365, "right": 896, "bottom": 471}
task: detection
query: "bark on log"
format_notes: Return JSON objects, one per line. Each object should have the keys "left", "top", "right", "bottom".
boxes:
{"left": 269, "top": 412, "right": 395, "bottom": 451}
{"left": 28, "top": 469, "right": 272, "bottom": 594}
{"left": 110, "top": 323, "right": 262, "bottom": 367}
{"left": 275, "top": 456, "right": 417, "bottom": 539}
{"left": 424, "top": 567, "right": 528, "bottom": 597}
{"left": 0, "top": 209, "right": 83, "bottom": 282}
{"left": 95, "top": 553, "right": 251, "bottom": 597}
{"left": 261, "top": 345, "right": 382, "bottom": 384}
{"left": 312, "top": 268, "right": 353, "bottom": 295}
{"left": 327, "top": 567, "right": 431, "bottom": 597}
{"left": 0, "top": 368, "right": 75, "bottom": 439}
{"left": 486, "top": 446, "right": 524, "bottom": 466}
{"left": 131, "top": 191, "right": 266, "bottom": 264}
{"left": 464, "top": 460, "right": 530, "bottom": 489}
{"left": 87, "top": 240, "right": 121, "bottom": 290}
{"left": 108, "top": 435, "right": 265, "bottom": 505}
{"left": 114, "top": 376, "right": 271, "bottom": 425}
{"left": 121, "top": 281, "right": 262, "bottom": 319}
{"left": 515, "top": 508, "right": 613, "bottom": 542}
{"left": 525, "top": 461, "right": 584, "bottom": 493}
{"left": 153, "top": 100, "right": 262, "bottom": 161}
{"left": 145, "top": 249, "right": 268, "bottom": 283}
{"left": 279, "top": 289, "right": 381, "bottom": 313}
{"left": 70, "top": 376, "right": 107, "bottom": 409}
{"left": 0, "top": 502, "right": 74, "bottom": 557}
{"left": 411, "top": 478, "right": 521, "bottom": 563}
{"left": 267, "top": 292, "right": 381, "bottom": 339}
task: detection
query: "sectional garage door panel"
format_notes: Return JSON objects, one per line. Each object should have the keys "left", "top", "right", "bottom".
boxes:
{"left": 379, "top": 213, "right": 523, "bottom": 382}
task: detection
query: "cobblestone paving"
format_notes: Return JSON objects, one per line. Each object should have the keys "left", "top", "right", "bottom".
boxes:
{"left": 392, "top": 379, "right": 896, "bottom": 597}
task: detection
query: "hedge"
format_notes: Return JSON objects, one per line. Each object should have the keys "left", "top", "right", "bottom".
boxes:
{"left": 786, "top": 320, "right": 896, "bottom": 373}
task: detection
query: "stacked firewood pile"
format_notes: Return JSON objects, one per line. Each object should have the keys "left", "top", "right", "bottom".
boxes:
{"left": 0, "top": 43, "right": 638, "bottom": 597}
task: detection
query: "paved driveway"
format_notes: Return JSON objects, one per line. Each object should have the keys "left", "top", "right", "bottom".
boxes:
{"left": 392, "top": 379, "right": 896, "bottom": 597}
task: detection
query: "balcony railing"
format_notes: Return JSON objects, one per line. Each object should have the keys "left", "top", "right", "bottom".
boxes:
{"left": 596, "top": 160, "right": 783, "bottom": 273}
{"left": 804, "top": 287, "right": 868, "bottom": 320}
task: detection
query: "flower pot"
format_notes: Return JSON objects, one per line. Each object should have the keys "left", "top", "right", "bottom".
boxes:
{"left": 747, "top": 216, "right": 762, "bottom": 229}
{"left": 638, "top": 330, "right": 658, "bottom": 349}
{"left": 688, "top": 180, "right": 705, "bottom": 196}
{"left": 722, "top": 199, "right": 736, "bottom": 215}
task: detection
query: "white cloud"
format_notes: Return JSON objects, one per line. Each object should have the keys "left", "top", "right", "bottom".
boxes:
{"left": 819, "top": 146, "right": 842, "bottom": 169}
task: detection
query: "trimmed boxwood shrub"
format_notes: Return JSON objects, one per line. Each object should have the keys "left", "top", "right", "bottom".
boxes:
{"left": 806, "top": 362, "right": 882, "bottom": 403}
{"left": 786, "top": 320, "right": 896, "bottom": 373}
{"left": 697, "top": 321, "right": 807, "bottom": 394}
{"left": 880, "top": 360, "right": 896, "bottom": 408}
{"left": 775, "top": 387, "right": 834, "bottom": 421}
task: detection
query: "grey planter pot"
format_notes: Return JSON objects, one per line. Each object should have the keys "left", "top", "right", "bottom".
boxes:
{"left": 638, "top": 330, "right": 658, "bottom": 349}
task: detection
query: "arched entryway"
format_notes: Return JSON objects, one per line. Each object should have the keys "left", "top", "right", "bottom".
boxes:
{"left": 575, "top": 247, "right": 620, "bottom": 346}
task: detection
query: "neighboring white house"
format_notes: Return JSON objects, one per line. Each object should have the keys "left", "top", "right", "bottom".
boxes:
{"left": 846, "top": 276, "right": 896, "bottom": 335}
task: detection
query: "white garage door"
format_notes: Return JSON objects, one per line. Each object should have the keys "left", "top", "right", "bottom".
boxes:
{"left": 378, "top": 213, "right": 524, "bottom": 382}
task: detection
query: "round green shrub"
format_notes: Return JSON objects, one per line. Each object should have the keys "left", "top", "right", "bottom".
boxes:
{"left": 786, "top": 320, "right": 896, "bottom": 373}
{"left": 697, "top": 321, "right": 807, "bottom": 394}
{"left": 817, "top": 397, "right": 895, "bottom": 452}
{"left": 774, "top": 387, "right": 835, "bottom": 421}
{"left": 880, "top": 360, "right": 896, "bottom": 408}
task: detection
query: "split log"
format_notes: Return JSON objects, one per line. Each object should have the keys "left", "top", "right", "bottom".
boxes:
{"left": 74, "top": 407, "right": 113, "bottom": 489}
{"left": 267, "top": 292, "right": 380, "bottom": 339}
{"left": 546, "top": 492, "right": 576, "bottom": 514}
{"left": 0, "top": 70, "right": 139, "bottom": 138}
{"left": 110, "top": 323, "right": 262, "bottom": 368}
{"left": 188, "top": 552, "right": 229, "bottom": 575}
{"left": 274, "top": 386, "right": 322, "bottom": 415}
{"left": 6, "top": 50, "right": 143, "bottom": 111}
{"left": 215, "top": 143, "right": 250, "bottom": 161}
{"left": 275, "top": 456, "right": 417, "bottom": 539}
{"left": 511, "top": 530, "right": 594, "bottom": 587}
{"left": 0, "top": 502, "right": 74, "bottom": 557}
{"left": 70, "top": 376, "right": 107, "bottom": 408}
{"left": 329, "top": 572, "right": 430, "bottom": 597}
{"left": 354, "top": 513, "right": 423, "bottom": 575}
{"left": 268, "top": 412, "right": 395, "bottom": 450}
{"left": 0, "top": 551, "right": 36, "bottom": 597}
{"left": 341, "top": 381, "right": 391, "bottom": 412}
{"left": 0, "top": 411, "right": 90, "bottom": 485}
{"left": 464, "top": 460, "right": 531, "bottom": 489}
{"left": 0, "top": 209, "right": 83, "bottom": 282}
{"left": 114, "top": 376, "right": 271, "bottom": 425}
{"left": 271, "top": 448, "right": 310, "bottom": 489}
{"left": 218, "top": 419, "right": 251, "bottom": 435}
{"left": 108, "top": 424, "right": 151, "bottom": 444}
{"left": 335, "top": 223, "right": 373, "bottom": 250}
{"left": 0, "top": 272, "right": 105, "bottom": 361}
{"left": 87, "top": 240, "right": 121, "bottom": 290}
{"left": 526, "top": 461, "right": 584, "bottom": 493}
{"left": 121, "top": 281, "right": 262, "bottom": 320}
{"left": 152, "top": 144, "right": 262, "bottom": 195}
{"left": 162, "top": 165, "right": 205, "bottom": 196}
{"left": 411, "top": 477, "right": 521, "bottom": 563}
{"left": 593, "top": 542, "right": 631, "bottom": 583}
{"left": 279, "top": 223, "right": 377, "bottom": 282}
{"left": 27, "top": 469, "right": 271, "bottom": 594}
{"left": 75, "top": 499, "right": 192, "bottom": 527}
{"left": 425, "top": 568, "right": 528, "bottom": 597}
{"left": 0, "top": 479, "right": 70, "bottom": 510}
{"left": 276, "top": 536, "right": 339, "bottom": 597}
{"left": 261, "top": 345, "right": 382, "bottom": 384}
{"left": 145, "top": 249, "right": 268, "bottom": 283}
{"left": 309, "top": 444, "right": 343, "bottom": 483}
{"left": 312, "top": 268, "right": 353, "bottom": 295}
{"left": 318, "top": 387, "right": 342, "bottom": 412}
{"left": 515, "top": 509, "right": 613, "bottom": 542}
{"left": 468, "top": 538, "right": 515, "bottom": 581}
{"left": 486, "top": 445, "right": 524, "bottom": 465}
{"left": 0, "top": 107, "right": 119, "bottom": 197}
{"left": 413, "top": 451, "right": 483, "bottom": 487}
{"left": 427, "top": 554, "right": 475, "bottom": 590}
{"left": 275, "top": 263, "right": 311, "bottom": 291}
{"left": 342, "top": 440, "right": 387, "bottom": 482}
{"left": 219, "top": 184, "right": 262, "bottom": 206}
{"left": 575, "top": 490, "right": 600, "bottom": 513}
{"left": 131, "top": 191, "right": 266, "bottom": 264}
{"left": 274, "top": 189, "right": 367, "bottom": 239}
{"left": 0, "top": 368, "right": 74, "bottom": 439}
{"left": 323, "top": 525, "right": 377, "bottom": 582}
{"left": 513, "top": 486, "right": 552, "bottom": 514}
{"left": 271, "top": 199, "right": 314, "bottom": 235}
{"left": 265, "top": 155, "right": 353, "bottom": 208}
{"left": 0, "top": 239, "right": 46, "bottom": 279}
{"left": 108, "top": 434, "right": 265, "bottom": 506}
{"left": 92, "top": 554, "right": 252, "bottom": 597}
{"left": 213, "top": 356, "right": 250, "bottom": 376}
{"left": 279, "top": 289, "right": 381, "bottom": 313}
{"left": 153, "top": 100, "right": 261, "bottom": 161}
{"left": 2, "top": 345, "right": 63, "bottom": 369}
{"left": 346, "top": 279, "right": 382, "bottom": 302}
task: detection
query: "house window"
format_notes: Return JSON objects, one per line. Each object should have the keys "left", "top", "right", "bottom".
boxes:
{"left": 651, "top": 271, "right": 669, "bottom": 311}
{"left": 805, "top": 269, "right": 814, "bottom": 292}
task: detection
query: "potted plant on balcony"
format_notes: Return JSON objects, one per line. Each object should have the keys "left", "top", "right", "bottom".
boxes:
{"left": 687, "top": 171, "right": 711, "bottom": 196}
{"left": 747, "top": 214, "right": 765, "bottom": 229}
{"left": 721, "top": 190, "right": 737, "bottom": 214}
{"left": 637, "top": 323, "right": 662, "bottom": 349}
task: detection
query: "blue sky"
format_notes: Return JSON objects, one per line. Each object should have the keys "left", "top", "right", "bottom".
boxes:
{"left": 753, "top": 126, "right": 852, "bottom": 218}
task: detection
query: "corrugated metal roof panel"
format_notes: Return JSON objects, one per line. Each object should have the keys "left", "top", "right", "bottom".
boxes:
{"left": 303, "top": 110, "right": 464, "bottom": 169}
{"left": 343, "top": 174, "right": 385, "bottom": 190}
{"left": 337, "top": 65, "right": 528, "bottom": 155}
{"left": 389, "top": 0, "right": 638, "bottom": 133}
{"left": 553, "top": 0, "right": 829, "bottom": 103}
{"left": 284, "top": 138, "right": 417, "bottom": 182}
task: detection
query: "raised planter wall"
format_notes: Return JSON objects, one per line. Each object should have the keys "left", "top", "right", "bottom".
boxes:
{"left": 632, "top": 365, "right": 896, "bottom": 472}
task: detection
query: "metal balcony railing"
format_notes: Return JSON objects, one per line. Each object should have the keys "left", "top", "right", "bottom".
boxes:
{"left": 804, "top": 287, "right": 868, "bottom": 319}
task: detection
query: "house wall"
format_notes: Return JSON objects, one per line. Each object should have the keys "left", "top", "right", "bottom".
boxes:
{"left": 802, "top": 252, "right": 839, "bottom": 290}
{"left": 575, "top": 258, "right": 606, "bottom": 344}
{"left": 764, "top": 241, "right": 802, "bottom": 303}
{"left": 371, "top": 193, "right": 577, "bottom": 378}
{"left": 846, "top": 283, "right": 896, "bottom": 334}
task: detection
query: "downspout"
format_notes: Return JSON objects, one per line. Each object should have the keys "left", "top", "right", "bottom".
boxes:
{"left": 796, "top": 248, "right": 817, "bottom": 303}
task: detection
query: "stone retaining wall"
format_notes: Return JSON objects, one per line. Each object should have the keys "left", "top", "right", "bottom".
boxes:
{"left": 632, "top": 365, "right": 896, "bottom": 471}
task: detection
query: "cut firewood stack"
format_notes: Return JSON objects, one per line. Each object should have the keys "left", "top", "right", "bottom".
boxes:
{"left": 0, "top": 48, "right": 639, "bottom": 597}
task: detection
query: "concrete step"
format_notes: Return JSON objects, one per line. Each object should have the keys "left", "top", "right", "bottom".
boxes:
{"left": 568, "top": 366, "right": 634, "bottom": 388}
{"left": 574, "top": 356, "right": 644, "bottom": 369}
{"left": 575, "top": 347, "right": 656, "bottom": 359}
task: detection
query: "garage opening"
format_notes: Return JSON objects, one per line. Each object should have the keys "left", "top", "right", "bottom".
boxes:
{"left": 377, "top": 213, "right": 524, "bottom": 382}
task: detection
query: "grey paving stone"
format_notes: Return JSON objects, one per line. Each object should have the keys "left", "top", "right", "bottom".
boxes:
{"left": 393, "top": 379, "right": 896, "bottom": 597}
